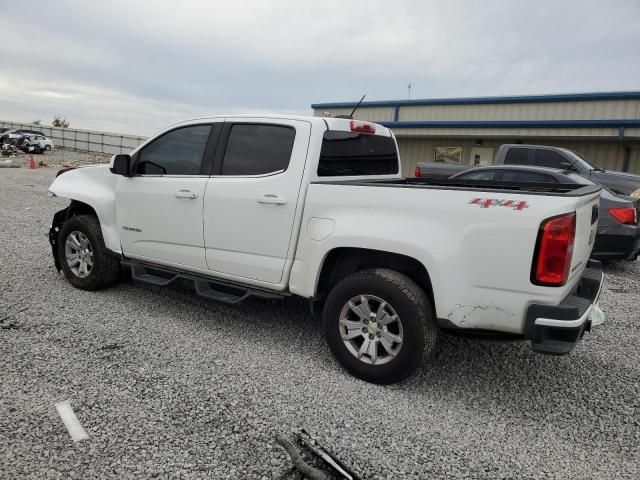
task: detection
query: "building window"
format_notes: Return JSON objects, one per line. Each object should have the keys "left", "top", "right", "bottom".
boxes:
{"left": 434, "top": 146, "right": 462, "bottom": 164}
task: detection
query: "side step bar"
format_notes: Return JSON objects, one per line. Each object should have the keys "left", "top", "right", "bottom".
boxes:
{"left": 123, "top": 260, "right": 284, "bottom": 305}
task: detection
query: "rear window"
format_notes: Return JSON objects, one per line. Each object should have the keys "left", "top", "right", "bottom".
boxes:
{"left": 318, "top": 131, "right": 398, "bottom": 176}
{"left": 503, "top": 147, "right": 531, "bottom": 165}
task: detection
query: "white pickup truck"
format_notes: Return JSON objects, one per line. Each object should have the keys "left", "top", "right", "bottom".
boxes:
{"left": 48, "top": 115, "right": 604, "bottom": 384}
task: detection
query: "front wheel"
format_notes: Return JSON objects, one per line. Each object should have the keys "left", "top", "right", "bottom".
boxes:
{"left": 44, "top": 144, "right": 51, "bottom": 151}
{"left": 323, "top": 268, "right": 438, "bottom": 384}
{"left": 57, "top": 214, "right": 120, "bottom": 291}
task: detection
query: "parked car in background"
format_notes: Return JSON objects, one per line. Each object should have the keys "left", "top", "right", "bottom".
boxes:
{"left": 415, "top": 144, "right": 640, "bottom": 198}
{"left": 451, "top": 165, "right": 640, "bottom": 261}
{"left": 0, "top": 129, "right": 24, "bottom": 144}
{"left": 18, "top": 134, "right": 54, "bottom": 153}
{"left": 14, "top": 128, "right": 46, "bottom": 136}
{"left": 1, "top": 129, "right": 47, "bottom": 144}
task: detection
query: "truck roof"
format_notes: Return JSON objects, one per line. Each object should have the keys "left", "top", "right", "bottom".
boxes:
{"left": 159, "top": 115, "right": 393, "bottom": 137}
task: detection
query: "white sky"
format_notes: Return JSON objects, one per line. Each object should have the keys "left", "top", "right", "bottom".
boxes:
{"left": 1, "top": 0, "right": 639, "bottom": 135}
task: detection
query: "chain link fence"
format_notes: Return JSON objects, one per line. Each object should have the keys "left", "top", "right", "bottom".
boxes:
{"left": 0, "top": 120, "right": 147, "bottom": 155}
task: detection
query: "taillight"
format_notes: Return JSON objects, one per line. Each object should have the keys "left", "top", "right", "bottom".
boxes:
{"left": 414, "top": 165, "right": 421, "bottom": 177}
{"left": 608, "top": 207, "right": 637, "bottom": 224}
{"left": 532, "top": 212, "right": 576, "bottom": 286}
{"left": 350, "top": 120, "right": 376, "bottom": 134}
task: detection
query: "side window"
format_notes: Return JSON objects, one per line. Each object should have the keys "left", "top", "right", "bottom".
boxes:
{"left": 500, "top": 170, "right": 557, "bottom": 183}
{"left": 136, "top": 125, "right": 211, "bottom": 175}
{"left": 221, "top": 124, "right": 295, "bottom": 176}
{"left": 533, "top": 149, "right": 569, "bottom": 169}
{"left": 503, "top": 148, "right": 531, "bottom": 165}
{"left": 457, "top": 170, "right": 497, "bottom": 180}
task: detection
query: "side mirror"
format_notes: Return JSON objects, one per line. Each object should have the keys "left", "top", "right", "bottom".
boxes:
{"left": 110, "top": 154, "right": 131, "bottom": 176}
{"left": 559, "top": 161, "right": 577, "bottom": 171}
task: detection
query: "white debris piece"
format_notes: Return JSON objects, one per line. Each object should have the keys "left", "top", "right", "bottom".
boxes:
{"left": 55, "top": 400, "right": 89, "bottom": 442}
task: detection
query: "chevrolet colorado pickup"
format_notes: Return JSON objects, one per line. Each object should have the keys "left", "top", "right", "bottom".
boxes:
{"left": 48, "top": 115, "right": 604, "bottom": 384}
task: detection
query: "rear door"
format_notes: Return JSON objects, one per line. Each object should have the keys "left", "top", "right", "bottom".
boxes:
{"left": 203, "top": 118, "right": 311, "bottom": 284}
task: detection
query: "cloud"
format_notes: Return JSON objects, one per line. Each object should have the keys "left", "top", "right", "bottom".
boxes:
{"left": 1, "top": 0, "right": 639, "bottom": 135}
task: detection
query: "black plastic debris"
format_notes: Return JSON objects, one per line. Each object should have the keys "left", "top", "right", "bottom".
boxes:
{"left": 275, "top": 429, "right": 361, "bottom": 480}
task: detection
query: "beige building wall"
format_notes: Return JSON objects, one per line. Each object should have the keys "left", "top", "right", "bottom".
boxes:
{"left": 312, "top": 94, "right": 640, "bottom": 174}
{"left": 398, "top": 99, "right": 640, "bottom": 122}
{"left": 313, "top": 99, "right": 640, "bottom": 124}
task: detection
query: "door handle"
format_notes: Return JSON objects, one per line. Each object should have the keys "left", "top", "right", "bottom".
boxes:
{"left": 175, "top": 189, "right": 198, "bottom": 199}
{"left": 257, "top": 194, "right": 287, "bottom": 205}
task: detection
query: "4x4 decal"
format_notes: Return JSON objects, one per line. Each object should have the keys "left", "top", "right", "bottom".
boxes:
{"left": 469, "top": 198, "right": 529, "bottom": 210}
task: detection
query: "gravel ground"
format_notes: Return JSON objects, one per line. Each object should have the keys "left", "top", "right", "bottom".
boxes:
{"left": 0, "top": 148, "right": 110, "bottom": 169}
{"left": 1, "top": 168, "right": 639, "bottom": 479}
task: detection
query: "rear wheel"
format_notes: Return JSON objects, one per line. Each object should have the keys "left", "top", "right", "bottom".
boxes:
{"left": 44, "top": 144, "right": 51, "bottom": 151}
{"left": 323, "top": 268, "right": 438, "bottom": 384}
{"left": 57, "top": 214, "right": 120, "bottom": 290}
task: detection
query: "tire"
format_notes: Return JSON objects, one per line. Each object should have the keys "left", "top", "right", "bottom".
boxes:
{"left": 44, "top": 145, "right": 51, "bottom": 151}
{"left": 57, "top": 214, "right": 120, "bottom": 291}
{"left": 323, "top": 268, "right": 438, "bottom": 384}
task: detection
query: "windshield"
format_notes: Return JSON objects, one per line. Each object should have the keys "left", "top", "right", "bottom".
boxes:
{"left": 563, "top": 149, "right": 599, "bottom": 171}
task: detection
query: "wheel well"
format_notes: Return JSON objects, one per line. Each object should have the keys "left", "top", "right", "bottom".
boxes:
{"left": 316, "top": 248, "right": 435, "bottom": 306}
{"left": 67, "top": 200, "right": 98, "bottom": 218}
{"left": 50, "top": 201, "right": 100, "bottom": 272}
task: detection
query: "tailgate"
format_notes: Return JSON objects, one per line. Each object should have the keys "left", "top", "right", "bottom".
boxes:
{"left": 568, "top": 193, "right": 600, "bottom": 282}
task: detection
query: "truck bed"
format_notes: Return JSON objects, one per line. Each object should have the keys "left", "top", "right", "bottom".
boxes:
{"left": 313, "top": 177, "right": 602, "bottom": 197}
{"left": 297, "top": 178, "right": 601, "bottom": 335}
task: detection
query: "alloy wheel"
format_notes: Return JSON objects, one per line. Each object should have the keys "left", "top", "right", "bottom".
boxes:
{"left": 338, "top": 294, "right": 404, "bottom": 366}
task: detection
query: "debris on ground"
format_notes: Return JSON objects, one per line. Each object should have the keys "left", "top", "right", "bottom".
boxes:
{"left": 0, "top": 306, "right": 28, "bottom": 330}
{"left": 275, "top": 430, "right": 361, "bottom": 480}
{"left": 0, "top": 147, "right": 111, "bottom": 169}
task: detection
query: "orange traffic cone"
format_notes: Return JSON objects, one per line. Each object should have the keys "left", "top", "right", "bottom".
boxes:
{"left": 29, "top": 154, "right": 36, "bottom": 169}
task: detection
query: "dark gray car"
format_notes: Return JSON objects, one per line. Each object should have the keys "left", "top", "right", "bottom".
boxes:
{"left": 415, "top": 144, "right": 640, "bottom": 198}
{"left": 451, "top": 165, "right": 640, "bottom": 261}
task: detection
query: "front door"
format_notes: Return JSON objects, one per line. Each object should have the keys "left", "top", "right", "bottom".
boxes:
{"left": 116, "top": 123, "right": 219, "bottom": 270}
{"left": 203, "top": 118, "right": 311, "bottom": 285}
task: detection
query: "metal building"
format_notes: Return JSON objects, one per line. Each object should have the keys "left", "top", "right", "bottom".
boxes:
{"left": 311, "top": 91, "right": 640, "bottom": 175}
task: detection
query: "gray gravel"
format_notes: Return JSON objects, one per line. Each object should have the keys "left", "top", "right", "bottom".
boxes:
{"left": 1, "top": 167, "right": 639, "bottom": 479}
{"left": 0, "top": 148, "right": 110, "bottom": 169}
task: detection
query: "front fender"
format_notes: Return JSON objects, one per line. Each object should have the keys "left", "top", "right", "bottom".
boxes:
{"left": 48, "top": 165, "right": 121, "bottom": 252}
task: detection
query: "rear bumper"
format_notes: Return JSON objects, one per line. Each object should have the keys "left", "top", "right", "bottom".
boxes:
{"left": 592, "top": 225, "right": 640, "bottom": 261}
{"left": 524, "top": 260, "right": 603, "bottom": 355}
